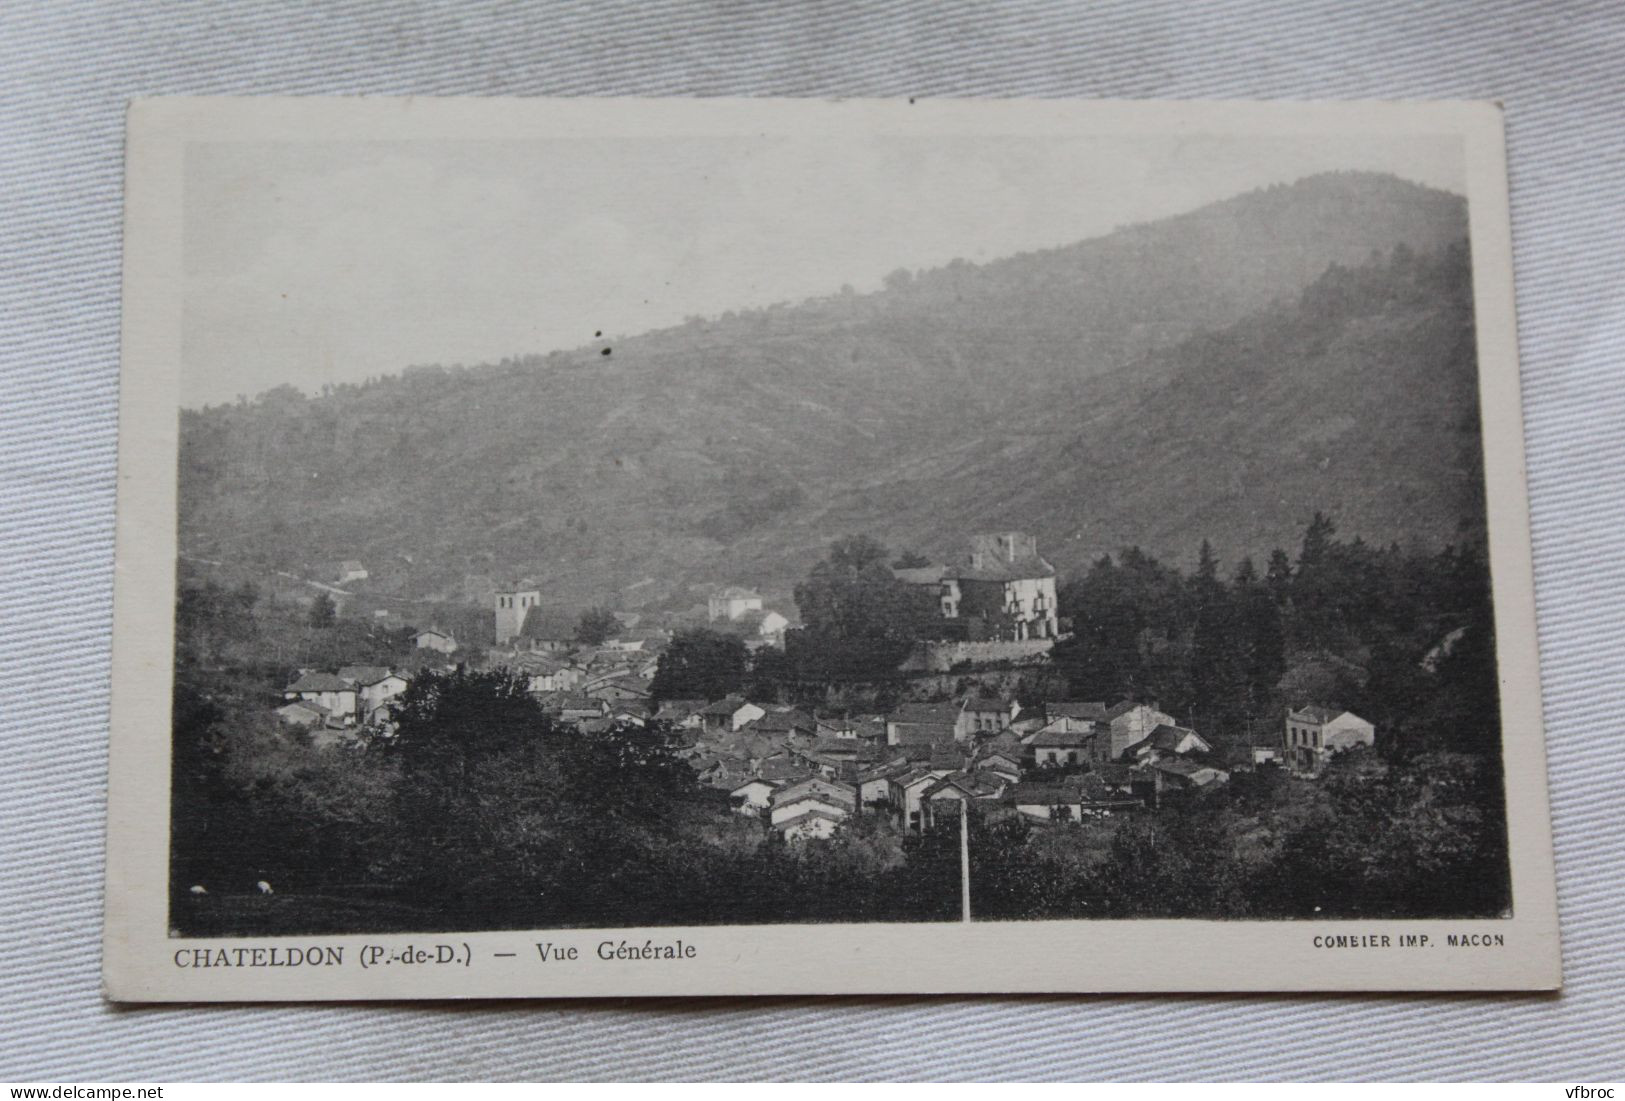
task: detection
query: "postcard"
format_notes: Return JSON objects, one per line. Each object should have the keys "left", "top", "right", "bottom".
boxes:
{"left": 104, "top": 97, "right": 1559, "bottom": 999}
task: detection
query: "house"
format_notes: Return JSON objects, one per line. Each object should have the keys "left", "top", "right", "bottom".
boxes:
{"left": 607, "top": 702, "right": 653, "bottom": 726}
{"left": 792, "top": 736, "right": 864, "bottom": 764}
{"left": 621, "top": 626, "right": 672, "bottom": 650}
{"left": 335, "top": 560, "right": 368, "bottom": 584}
{"left": 700, "top": 696, "right": 766, "bottom": 733}
{"left": 690, "top": 755, "right": 740, "bottom": 789}
{"left": 891, "top": 563, "right": 962, "bottom": 619}
{"left": 338, "top": 666, "right": 409, "bottom": 714}
{"left": 1030, "top": 715, "right": 1113, "bottom": 761}
{"left": 773, "top": 777, "right": 858, "bottom": 813}
{"left": 769, "top": 779, "right": 856, "bottom": 835}
{"left": 756, "top": 610, "right": 790, "bottom": 647}
{"left": 975, "top": 746, "right": 1026, "bottom": 781}
{"left": 729, "top": 779, "right": 778, "bottom": 815}
{"left": 755, "top": 754, "right": 816, "bottom": 785}
{"left": 898, "top": 767, "right": 957, "bottom": 832}
{"left": 1105, "top": 701, "right": 1178, "bottom": 759}
{"left": 790, "top": 738, "right": 869, "bottom": 780}
{"left": 1122, "top": 723, "right": 1212, "bottom": 763}
{"left": 699, "top": 752, "right": 760, "bottom": 790}
{"left": 1009, "top": 781, "right": 1082, "bottom": 822}
{"left": 708, "top": 586, "right": 764, "bottom": 622}
{"left": 582, "top": 658, "right": 636, "bottom": 685}
{"left": 819, "top": 713, "right": 886, "bottom": 743}
{"left": 775, "top": 807, "right": 846, "bottom": 842}
{"left": 920, "top": 771, "right": 1009, "bottom": 831}
{"left": 886, "top": 703, "right": 962, "bottom": 747}
{"left": 276, "top": 700, "right": 330, "bottom": 728}
{"left": 517, "top": 608, "right": 579, "bottom": 653}
{"left": 956, "top": 533, "right": 1060, "bottom": 640}
{"left": 585, "top": 676, "right": 654, "bottom": 704}
{"left": 893, "top": 533, "right": 1060, "bottom": 642}
{"left": 1151, "top": 757, "right": 1230, "bottom": 792}
{"left": 494, "top": 581, "right": 542, "bottom": 645}
{"left": 1030, "top": 728, "right": 1100, "bottom": 769}
{"left": 1039, "top": 701, "right": 1109, "bottom": 732}
{"left": 1250, "top": 741, "right": 1285, "bottom": 767}
{"left": 1010, "top": 774, "right": 1142, "bottom": 822}
{"left": 1283, "top": 706, "right": 1376, "bottom": 775}
{"left": 957, "top": 696, "right": 1019, "bottom": 739}
{"left": 745, "top": 708, "right": 818, "bottom": 740}
{"left": 1092, "top": 761, "right": 1159, "bottom": 803}
{"left": 544, "top": 693, "right": 609, "bottom": 724}
{"left": 412, "top": 628, "right": 457, "bottom": 654}
{"left": 282, "top": 672, "right": 357, "bottom": 723}
{"left": 855, "top": 759, "right": 913, "bottom": 810}
{"left": 508, "top": 655, "right": 582, "bottom": 695}
{"left": 816, "top": 715, "right": 856, "bottom": 740}
{"left": 653, "top": 699, "right": 709, "bottom": 729}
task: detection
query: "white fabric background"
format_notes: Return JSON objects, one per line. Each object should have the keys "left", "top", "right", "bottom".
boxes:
{"left": 2, "top": 0, "right": 1622, "bottom": 1082}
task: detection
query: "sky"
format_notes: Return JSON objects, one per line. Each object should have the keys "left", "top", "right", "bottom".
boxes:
{"left": 181, "top": 132, "right": 1465, "bottom": 407}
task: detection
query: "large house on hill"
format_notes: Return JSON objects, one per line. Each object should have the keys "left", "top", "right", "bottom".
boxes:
{"left": 892, "top": 531, "right": 1060, "bottom": 642}
{"left": 708, "top": 586, "right": 764, "bottom": 622}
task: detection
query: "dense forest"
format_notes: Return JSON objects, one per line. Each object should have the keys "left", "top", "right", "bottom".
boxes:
{"left": 175, "top": 173, "right": 1479, "bottom": 610}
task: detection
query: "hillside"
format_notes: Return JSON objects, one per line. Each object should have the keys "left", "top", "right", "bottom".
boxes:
{"left": 177, "top": 171, "right": 1481, "bottom": 612}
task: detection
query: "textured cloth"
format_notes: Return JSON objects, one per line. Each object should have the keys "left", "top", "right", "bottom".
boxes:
{"left": 2, "top": 0, "right": 1623, "bottom": 1082}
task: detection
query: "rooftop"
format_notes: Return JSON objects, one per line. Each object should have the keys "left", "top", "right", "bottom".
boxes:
{"left": 1124, "top": 724, "right": 1206, "bottom": 755}
{"left": 285, "top": 672, "right": 352, "bottom": 693}
{"left": 1046, "top": 701, "right": 1109, "bottom": 722}
{"left": 957, "top": 555, "right": 1056, "bottom": 583}
{"left": 699, "top": 696, "right": 754, "bottom": 717}
{"left": 336, "top": 665, "right": 395, "bottom": 686}
{"left": 1031, "top": 728, "right": 1097, "bottom": 748}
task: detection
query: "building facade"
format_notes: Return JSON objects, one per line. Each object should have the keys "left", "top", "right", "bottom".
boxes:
{"left": 892, "top": 531, "right": 1060, "bottom": 642}
{"left": 1283, "top": 706, "right": 1376, "bottom": 774}
{"left": 708, "top": 586, "right": 764, "bottom": 622}
{"left": 494, "top": 582, "right": 541, "bottom": 645}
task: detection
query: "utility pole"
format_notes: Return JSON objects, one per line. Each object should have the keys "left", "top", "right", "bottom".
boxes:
{"left": 960, "top": 797, "right": 972, "bottom": 923}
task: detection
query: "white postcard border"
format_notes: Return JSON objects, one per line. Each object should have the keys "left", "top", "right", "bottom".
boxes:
{"left": 104, "top": 97, "right": 1560, "bottom": 1000}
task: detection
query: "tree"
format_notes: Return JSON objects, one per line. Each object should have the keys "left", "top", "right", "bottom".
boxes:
{"left": 389, "top": 668, "right": 552, "bottom": 779}
{"left": 1189, "top": 540, "right": 1243, "bottom": 736}
{"left": 650, "top": 629, "right": 748, "bottom": 702}
{"left": 1265, "top": 548, "right": 1294, "bottom": 604}
{"left": 892, "top": 549, "right": 932, "bottom": 569}
{"left": 308, "top": 592, "right": 337, "bottom": 628}
{"left": 791, "top": 535, "right": 940, "bottom": 676}
{"left": 1054, "top": 554, "right": 1145, "bottom": 701}
{"left": 575, "top": 606, "right": 619, "bottom": 646}
{"left": 1233, "top": 556, "right": 1286, "bottom": 715}
{"left": 1300, "top": 511, "right": 1338, "bottom": 568}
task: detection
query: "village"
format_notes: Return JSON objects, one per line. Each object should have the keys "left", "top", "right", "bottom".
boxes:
{"left": 272, "top": 531, "right": 1377, "bottom": 845}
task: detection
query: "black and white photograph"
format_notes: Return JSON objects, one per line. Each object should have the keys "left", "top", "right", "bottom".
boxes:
{"left": 104, "top": 97, "right": 1559, "bottom": 998}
